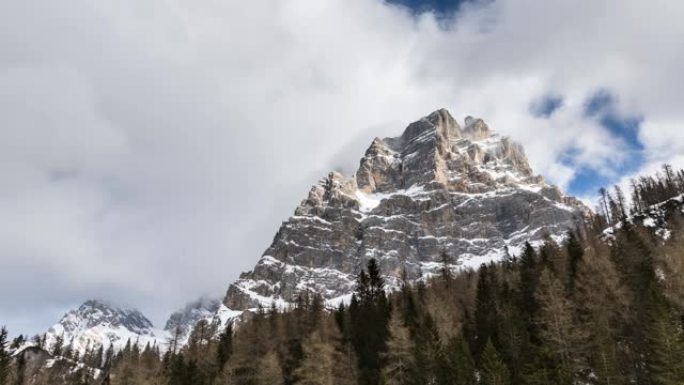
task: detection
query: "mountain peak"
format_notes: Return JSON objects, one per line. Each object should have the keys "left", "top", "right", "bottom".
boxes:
{"left": 44, "top": 299, "right": 164, "bottom": 355}
{"left": 165, "top": 296, "right": 220, "bottom": 335}
{"left": 223, "top": 108, "right": 589, "bottom": 310}
{"left": 356, "top": 110, "right": 532, "bottom": 194}
{"left": 399, "top": 108, "right": 462, "bottom": 143}
{"left": 58, "top": 300, "right": 153, "bottom": 335}
{"left": 462, "top": 116, "right": 491, "bottom": 140}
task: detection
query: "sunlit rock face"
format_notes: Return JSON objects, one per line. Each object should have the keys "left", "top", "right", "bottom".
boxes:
{"left": 224, "top": 109, "right": 588, "bottom": 310}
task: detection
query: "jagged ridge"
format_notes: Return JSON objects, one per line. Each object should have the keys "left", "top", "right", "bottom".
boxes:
{"left": 224, "top": 109, "right": 589, "bottom": 310}
{"left": 43, "top": 300, "right": 166, "bottom": 356}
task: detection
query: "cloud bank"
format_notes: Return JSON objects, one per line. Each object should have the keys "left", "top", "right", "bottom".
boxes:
{"left": 2, "top": 0, "right": 684, "bottom": 334}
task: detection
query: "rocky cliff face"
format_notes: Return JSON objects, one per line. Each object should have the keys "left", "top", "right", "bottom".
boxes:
{"left": 224, "top": 109, "right": 588, "bottom": 310}
{"left": 165, "top": 297, "right": 220, "bottom": 336}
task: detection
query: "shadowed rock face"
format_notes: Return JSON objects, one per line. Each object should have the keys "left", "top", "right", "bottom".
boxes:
{"left": 164, "top": 297, "right": 221, "bottom": 342}
{"left": 224, "top": 109, "right": 589, "bottom": 310}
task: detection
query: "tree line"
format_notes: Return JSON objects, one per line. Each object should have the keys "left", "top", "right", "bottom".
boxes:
{"left": 3, "top": 168, "right": 684, "bottom": 385}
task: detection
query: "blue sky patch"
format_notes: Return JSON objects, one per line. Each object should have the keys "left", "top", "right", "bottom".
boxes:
{"left": 530, "top": 95, "right": 563, "bottom": 118}
{"left": 564, "top": 89, "right": 645, "bottom": 197}
{"left": 386, "top": 0, "right": 474, "bottom": 14}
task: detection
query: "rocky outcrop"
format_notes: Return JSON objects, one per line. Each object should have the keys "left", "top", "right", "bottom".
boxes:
{"left": 224, "top": 109, "right": 589, "bottom": 310}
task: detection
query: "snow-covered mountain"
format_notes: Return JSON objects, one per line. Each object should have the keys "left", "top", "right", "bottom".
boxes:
{"left": 223, "top": 109, "right": 589, "bottom": 310}
{"left": 44, "top": 300, "right": 167, "bottom": 355}
{"left": 39, "top": 297, "right": 244, "bottom": 357}
{"left": 164, "top": 297, "right": 221, "bottom": 339}
{"left": 35, "top": 109, "right": 592, "bottom": 353}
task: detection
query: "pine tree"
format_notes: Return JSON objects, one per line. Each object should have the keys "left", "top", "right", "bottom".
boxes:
{"left": 52, "top": 334, "right": 64, "bottom": 357}
{"left": 479, "top": 340, "right": 510, "bottom": 385}
{"left": 14, "top": 349, "right": 26, "bottom": 385}
{"left": 381, "top": 312, "right": 414, "bottom": 385}
{"left": 93, "top": 345, "right": 104, "bottom": 368}
{"left": 10, "top": 335, "right": 24, "bottom": 350}
{"left": 259, "top": 351, "right": 284, "bottom": 385}
{"left": 103, "top": 344, "right": 114, "bottom": 370}
{"left": 565, "top": 231, "right": 583, "bottom": 290}
{"left": 216, "top": 322, "right": 234, "bottom": 372}
{"left": 349, "top": 259, "right": 390, "bottom": 385}
{"left": 294, "top": 329, "right": 334, "bottom": 385}
{"left": 443, "top": 334, "right": 476, "bottom": 385}
{"left": 535, "top": 268, "right": 583, "bottom": 376}
{"left": 0, "top": 327, "right": 11, "bottom": 385}
{"left": 494, "top": 282, "right": 531, "bottom": 382}
{"left": 573, "top": 248, "right": 627, "bottom": 385}
{"left": 473, "top": 264, "right": 499, "bottom": 359}
{"left": 646, "top": 299, "right": 684, "bottom": 385}
{"left": 411, "top": 313, "right": 443, "bottom": 385}
{"left": 519, "top": 243, "right": 540, "bottom": 322}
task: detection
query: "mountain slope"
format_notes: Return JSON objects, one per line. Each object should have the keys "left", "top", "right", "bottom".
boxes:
{"left": 224, "top": 109, "right": 588, "bottom": 310}
{"left": 43, "top": 300, "right": 166, "bottom": 355}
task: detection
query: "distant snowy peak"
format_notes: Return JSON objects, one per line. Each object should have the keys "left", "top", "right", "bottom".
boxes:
{"left": 59, "top": 299, "right": 153, "bottom": 335}
{"left": 164, "top": 297, "right": 225, "bottom": 345}
{"left": 165, "top": 297, "right": 220, "bottom": 333}
{"left": 223, "top": 109, "right": 589, "bottom": 310}
{"left": 45, "top": 300, "right": 166, "bottom": 355}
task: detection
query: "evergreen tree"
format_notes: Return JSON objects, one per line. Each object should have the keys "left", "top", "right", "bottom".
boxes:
{"left": 535, "top": 268, "right": 583, "bottom": 376}
{"left": 479, "top": 340, "right": 510, "bottom": 385}
{"left": 14, "top": 349, "right": 26, "bottom": 385}
{"left": 0, "top": 327, "right": 11, "bottom": 385}
{"left": 646, "top": 299, "right": 684, "bottom": 385}
{"left": 519, "top": 243, "right": 540, "bottom": 322}
{"left": 294, "top": 330, "right": 334, "bottom": 385}
{"left": 52, "top": 334, "right": 64, "bottom": 357}
{"left": 216, "top": 322, "right": 234, "bottom": 372}
{"left": 494, "top": 282, "right": 531, "bottom": 382}
{"left": 103, "top": 344, "right": 114, "bottom": 370}
{"left": 574, "top": 249, "right": 627, "bottom": 385}
{"left": 349, "top": 259, "right": 390, "bottom": 385}
{"left": 473, "top": 264, "right": 499, "bottom": 358}
{"left": 259, "top": 351, "right": 284, "bottom": 385}
{"left": 9, "top": 335, "right": 24, "bottom": 351}
{"left": 381, "top": 312, "right": 414, "bottom": 385}
{"left": 565, "top": 231, "right": 583, "bottom": 290}
{"left": 93, "top": 345, "right": 104, "bottom": 368}
{"left": 443, "top": 334, "right": 476, "bottom": 385}
{"left": 410, "top": 313, "right": 443, "bottom": 385}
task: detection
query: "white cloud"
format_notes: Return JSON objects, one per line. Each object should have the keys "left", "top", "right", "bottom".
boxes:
{"left": 2, "top": 0, "right": 684, "bottom": 334}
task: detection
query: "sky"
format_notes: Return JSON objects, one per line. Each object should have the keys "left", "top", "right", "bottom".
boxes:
{"left": 2, "top": 0, "right": 684, "bottom": 336}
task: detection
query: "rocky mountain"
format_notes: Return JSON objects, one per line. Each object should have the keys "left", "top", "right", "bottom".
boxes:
{"left": 36, "top": 297, "right": 244, "bottom": 358}
{"left": 44, "top": 300, "right": 165, "bottom": 355}
{"left": 164, "top": 297, "right": 220, "bottom": 336}
{"left": 31, "top": 109, "right": 590, "bottom": 354}
{"left": 224, "top": 109, "right": 589, "bottom": 310}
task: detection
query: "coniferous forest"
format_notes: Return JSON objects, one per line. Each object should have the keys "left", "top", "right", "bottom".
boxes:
{"left": 3, "top": 166, "right": 684, "bottom": 385}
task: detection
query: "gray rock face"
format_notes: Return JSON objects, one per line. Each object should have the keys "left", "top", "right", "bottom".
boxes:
{"left": 59, "top": 300, "right": 154, "bottom": 335}
{"left": 44, "top": 299, "right": 165, "bottom": 356}
{"left": 164, "top": 296, "right": 221, "bottom": 341}
{"left": 224, "top": 109, "right": 589, "bottom": 310}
